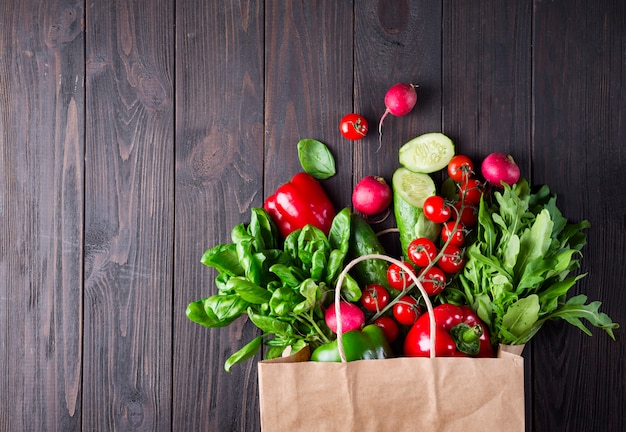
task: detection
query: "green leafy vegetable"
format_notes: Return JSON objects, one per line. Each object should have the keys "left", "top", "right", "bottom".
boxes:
{"left": 297, "top": 139, "right": 336, "bottom": 179}
{"left": 187, "top": 207, "right": 368, "bottom": 371}
{"left": 444, "top": 179, "right": 618, "bottom": 346}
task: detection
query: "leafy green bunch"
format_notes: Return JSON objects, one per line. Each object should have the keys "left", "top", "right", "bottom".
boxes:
{"left": 186, "top": 208, "right": 359, "bottom": 371}
{"left": 448, "top": 179, "right": 618, "bottom": 346}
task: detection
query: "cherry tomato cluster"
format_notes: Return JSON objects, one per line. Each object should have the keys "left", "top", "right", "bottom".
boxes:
{"left": 367, "top": 155, "right": 485, "bottom": 336}
{"left": 354, "top": 155, "right": 487, "bottom": 344}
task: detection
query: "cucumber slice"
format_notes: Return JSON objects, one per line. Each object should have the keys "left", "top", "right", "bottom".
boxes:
{"left": 398, "top": 132, "right": 455, "bottom": 173}
{"left": 392, "top": 167, "right": 436, "bottom": 208}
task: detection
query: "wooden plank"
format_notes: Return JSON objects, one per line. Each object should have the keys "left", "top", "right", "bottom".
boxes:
{"left": 264, "top": 0, "right": 354, "bottom": 209}
{"left": 353, "top": 0, "right": 443, "bottom": 251}
{"left": 0, "top": 0, "right": 84, "bottom": 430}
{"left": 532, "top": 1, "right": 626, "bottom": 430}
{"left": 83, "top": 0, "right": 173, "bottom": 429}
{"left": 442, "top": 1, "right": 534, "bottom": 428}
{"left": 172, "top": 1, "right": 265, "bottom": 430}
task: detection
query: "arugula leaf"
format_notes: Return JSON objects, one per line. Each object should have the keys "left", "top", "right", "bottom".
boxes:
{"left": 445, "top": 179, "right": 619, "bottom": 347}
{"left": 502, "top": 295, "right": 540, "bottom": 338}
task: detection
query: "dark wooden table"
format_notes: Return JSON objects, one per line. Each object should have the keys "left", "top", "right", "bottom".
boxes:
{"left": 1, "top": 1, "right": 624, "bottom": 431}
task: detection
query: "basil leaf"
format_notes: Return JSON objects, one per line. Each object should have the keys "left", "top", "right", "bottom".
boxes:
{"left": 200, "top": 244, "right": 244, "bottom": 276}
{"left": 297, "top": 139, "right": 336, "bottom": 179}
{"left": 248, "top": 208, "right": 279, "bottom": 250}
{"left": 227, "top": 277, "right": 272, "bottom": 304}
{"left": 205, "top": 294, "right": 248, "bottom": 323}
{"left": 186, "top": 300, "right": 234, "bottom": 328}
{"left": 224, "top": 335, "right": 263, "bottom": 372}
{"left": 248, "top": 309, "right": 294, "bottom": 336}
{"left": 293, "top": 278, "right": 319, "bottom": 314}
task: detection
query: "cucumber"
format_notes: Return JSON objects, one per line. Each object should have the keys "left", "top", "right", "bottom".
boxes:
{"left": 392, "top": 167, "right": 436, "bottom": 208}
{"left": 347, "top": 212, "right": 393, "bottom": 292}
{"left": 393, "top": 170, "right": 441, "bottom": 260}
{"left": 398, "top": 132, "right": 455, "bottom": 173}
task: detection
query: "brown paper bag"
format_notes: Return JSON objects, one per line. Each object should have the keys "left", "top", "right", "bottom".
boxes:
{"left": 259, "top": 257, "right": 525, "bottom": 431}
{"left": 258, "top": 350, "right": 524, "bottom": 432}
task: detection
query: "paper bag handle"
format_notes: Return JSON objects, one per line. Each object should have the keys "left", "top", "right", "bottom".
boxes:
{"left": 334, "top": 254, "right": 437, "bottom": 361}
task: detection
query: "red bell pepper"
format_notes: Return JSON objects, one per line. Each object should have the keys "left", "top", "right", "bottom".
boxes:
{"left": 403, "top": 303, "right": 494, "bottom": 358}
{"left": 263, "top": 172, "right": 336, "bottom": 238}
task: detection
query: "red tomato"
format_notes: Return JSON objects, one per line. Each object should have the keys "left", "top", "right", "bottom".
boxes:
{"left": 438, "top": 244, "right": 466, "bottom": 274}
{"left": 393, "top": 295, "right": 421, "bottom": 326}
{"left": 418, "top": 266, "right": 447, "bottom": 296}
{"left": 458, "top": 178, "right": 484, "bottom": 205}
{"left": 448, "top": 155, "right": 475, "bottom": 182}
{"left": 454, "top": 201, "right": 478, "bottom": 227}
{"left": 339, "top": 113, "right": 369, "bottom": 140}
{"left": 386, "top": 261, "right": 415, "bottom": 290}
{"left": 373, "top": 316, "right": 400, "bottom": 344}
{"left": 360, "top": 284, "right": 390, "bottom": 312}
{"left": 422, "top": 195, "right": 452, "bottom": 223}
{"left": 441, "top": 221, "right": 466, "bottom": 247}
{"left": 407, "top": 238, "right": 438, "bottom": 267}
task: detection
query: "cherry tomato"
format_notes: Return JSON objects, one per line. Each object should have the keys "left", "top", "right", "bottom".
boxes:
{"left": 360, "top": 284, "right": 390, "bottom": 312}
{"left": 458, "top": 178, "right": 484, "bottom": 205}
{"left": 393, "top": 295, "right": 421, "bottom": 326}
{"left": 422, "top": 195, "right": 452, "bottom": 223}
{"left": 448, "top": 155, "right": 475, "bottom": 182}
{"left": 374, "top": 316, "right": 400, "bottom": 344}
{"left": 454, "top": 201, "right": 478, "bottom": 227}
{"left": 387, "top": 261, "right": 415, "bottom": 290}
{"left": 339, "top": 113, "right": 369, "bottom": 140}
{"left": 418, "top": 266, "right": 448, "bottom": 296}
{"left": 438, "top": 244, "right": 466, "bottom": 274}
{"left": 441, "top": 221, "right": 466, "bottom": 247}
{"left": 407, "top": 238, "right": 438, "bottom": 267}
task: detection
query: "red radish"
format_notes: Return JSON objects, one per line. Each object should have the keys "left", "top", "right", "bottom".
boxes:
{"left": 325, "top": 301, "right": 365, "bottom": 334}
{"left": 352, "top": 176, "right": 392, "bottom": 215}
{"left": 481, "top": 152, "right": 521, "bottom": 187}
{"left": 378, "top": 83, "right": 418, "bottom": 149}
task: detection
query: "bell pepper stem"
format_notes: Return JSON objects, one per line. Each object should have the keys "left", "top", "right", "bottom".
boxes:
{"left": 451, "top": 323, "right": 483, "bottom": 355}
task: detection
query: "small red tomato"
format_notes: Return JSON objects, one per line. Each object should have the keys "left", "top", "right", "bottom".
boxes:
{"left": 458, "top": 178, "right": 484, "bottom": 205}
{"left": 360, "top": 284, "right": 391, "bottom": 312}
{"left": 438, "top": 244, "right": 466, "bottom": 274}
{"left": 454, "top": 201, "right": 478, "bottom": 227}
{"left": 407, "top": 238, "right": 438, "bottom": 267}
{"left": 448, "top": 155, "right": 475, "bottom": 182}
{"left": 393, "top": 295, "right": 421, "bottom": 326}
{"left": 441, "top": 221, "right": 466, "bottom": 247}
{"left": 418, "top": 266, "right": 447, "bottom": 296}
{"left": 422, "top": 195, "right": 452, "bottom": 223}
{"left": 386, "top": 261, "right": 415, "bottom": 290}
{"left": 374, "top": 316, "right": 400, "bottom": 344}
{"left": 340, "top": 113, "right": 369, "bottom": 140}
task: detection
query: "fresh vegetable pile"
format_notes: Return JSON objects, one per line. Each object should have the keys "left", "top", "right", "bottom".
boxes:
{"left": 187, "top": 82, "right": 618, "bottom": 371}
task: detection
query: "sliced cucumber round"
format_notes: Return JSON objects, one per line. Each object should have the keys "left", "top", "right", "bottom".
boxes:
{"left": 398, "top": 132, "right": 455, "bottom": 173}
{"left": 392, "top": 167, "right": 436, "bottom": 208}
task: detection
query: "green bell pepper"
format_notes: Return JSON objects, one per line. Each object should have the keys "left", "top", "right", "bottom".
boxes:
{"left": 310, "top": 324, "right": 393, "bottom": 362}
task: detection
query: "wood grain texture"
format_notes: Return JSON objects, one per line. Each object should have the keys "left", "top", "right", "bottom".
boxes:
{"left": 173, "top": 1, "right": 265, "bottom": 430}
{"left": 83, "top": 0, "right": 173, "bottom": 429}
{"left": 0, "top": 0, "right": 84, "bottom": 430}
{"left": 1, "top": 1, "right": 625, "bottom": 431}
{"left": 353, "top": 0, "right": 443, "bottom": 252}
{"left": 532, "top": 1, "right": 626, "bottom": 430}
{"left": 264, "top": 0, "right": 354, "bottom": 209}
